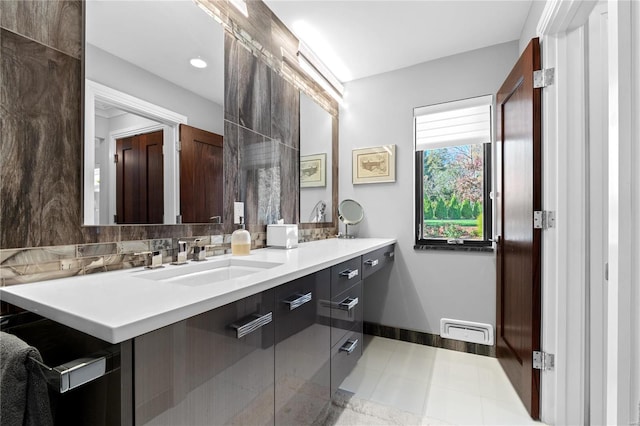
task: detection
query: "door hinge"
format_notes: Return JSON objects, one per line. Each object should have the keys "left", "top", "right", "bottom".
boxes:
{"left": 176, "top": 140, "right": 182, "bottom": 152}
{"left": 533, "top": 210, "right": 555, "bottom": 229}
{"left": 533, "top": 351, "right": 555, "bottom": 370}
{"left": 176, "top": 214, "right": 182, "bottom": 224}
{"left": 113, "top": 214, "right": 118, "bottom": 223}
{"left": 534, "top": 68, "right": 555, "bottom": 88}
{"left": 114, "top": 154, "right": 118, "bottom": 163}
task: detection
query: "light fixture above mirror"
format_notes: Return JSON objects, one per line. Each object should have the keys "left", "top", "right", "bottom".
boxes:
{"left": 297, "top": 42, "right": 344, "bottom": 103}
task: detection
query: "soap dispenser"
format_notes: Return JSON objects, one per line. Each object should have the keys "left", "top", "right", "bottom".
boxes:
{"left": 231, "top": 217, "right": 251, "bottom": 256}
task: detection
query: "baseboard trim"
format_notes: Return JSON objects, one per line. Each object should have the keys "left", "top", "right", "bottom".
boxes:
{"left": 363, "top": 322, "right": 496, "bottom": 357}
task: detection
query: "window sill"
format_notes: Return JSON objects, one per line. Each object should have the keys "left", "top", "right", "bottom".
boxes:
{"left": 413, "top": 244, "right": 494, "bottom": 253}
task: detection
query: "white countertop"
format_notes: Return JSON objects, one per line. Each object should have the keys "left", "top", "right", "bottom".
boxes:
{"left": 0, "top": 238, "right": 395, "bottom": 344}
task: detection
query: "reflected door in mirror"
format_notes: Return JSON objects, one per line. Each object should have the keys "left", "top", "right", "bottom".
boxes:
{"left": 180, "top": 124, "right": 224, "bottom": 223}
{"left": 115, "top": 130, "right": 164, "bottom": 224}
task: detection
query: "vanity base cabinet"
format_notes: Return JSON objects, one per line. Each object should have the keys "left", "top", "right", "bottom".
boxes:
{"left": 329, "top": 257, "right": 363, "bottom": 398}
{"left": 134, "top": 290, "right": 275, "bottom": 426}
{"left": 330, "top": 329, "right": 362, "bottom": 396}
{"left": 274, "top": 270, "right": 331, "bottom": 425}
{"left": 131, "top": 245, "right": 395, "bottom": 425}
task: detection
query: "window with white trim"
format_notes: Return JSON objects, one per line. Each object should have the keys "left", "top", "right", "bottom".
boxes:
{"left": 414, "top": 95, "right": 493, "bottom": 248}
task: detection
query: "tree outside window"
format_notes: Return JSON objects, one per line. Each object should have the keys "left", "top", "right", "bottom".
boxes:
{"left": 414, "top": 95, "right": 492, "bottom": 248}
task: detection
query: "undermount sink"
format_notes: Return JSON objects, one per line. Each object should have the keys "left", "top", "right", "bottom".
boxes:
{"left": 138, "top": 258, "right": 283, "bottom": 287}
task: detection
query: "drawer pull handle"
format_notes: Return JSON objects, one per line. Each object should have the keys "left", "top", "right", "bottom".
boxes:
{"left": 338, "top": 297, "right": 359, "bottom": 311}
{"left": 364, "top": 259, "right": 379, "bottom": 267}
{"left": 283, "top": 292, "right": 312, "bottom": 310}
{"left": 339, "top": 269, "right": 359, "bottom": 280}
{"left": 230, "top": 312, "right": 273, "bottom": 339}
{"left": 384, "top": 251, "right": 394, "bottom": 258}
{"left": 339, "top": 339, "right": 359, "bottom": 355}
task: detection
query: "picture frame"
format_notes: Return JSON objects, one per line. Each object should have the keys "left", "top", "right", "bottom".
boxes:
{"left": 352, "top": 145, "right": 396, "bottom": 184}
{"left": 300, "top": 153, "right": 326, "bottom": 187}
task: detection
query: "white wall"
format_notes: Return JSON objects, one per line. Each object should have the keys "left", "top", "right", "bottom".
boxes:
{"left": 86, "top": 44, "right": 223, "bottom": 135}
{"left": 339, "top": 41, "right": 519, "bottom": 334}
{"left": 519, "top": 0, "right": 547, "bottom": 53}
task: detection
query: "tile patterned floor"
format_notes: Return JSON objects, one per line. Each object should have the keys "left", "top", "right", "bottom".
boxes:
{"left": 330, "top": 336, "right": 547, "bottom": 425}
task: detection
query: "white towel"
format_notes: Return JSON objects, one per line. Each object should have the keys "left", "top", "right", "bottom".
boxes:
{"left": 0, "top": 331, "right": 53, "bottom": 426}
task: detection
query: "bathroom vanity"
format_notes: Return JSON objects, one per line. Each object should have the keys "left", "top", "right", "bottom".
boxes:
{"left": 1, "top": 238, "right": 395, "bottom": 425}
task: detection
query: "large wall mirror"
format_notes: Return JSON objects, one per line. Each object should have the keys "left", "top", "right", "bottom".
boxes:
{"left": 299, "top": 92, "right": 335, "bottom": 225}
{"left": 83, "top": 0, "right": 224, "bottom": 225}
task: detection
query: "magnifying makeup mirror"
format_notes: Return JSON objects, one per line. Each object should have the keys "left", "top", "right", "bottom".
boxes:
{"left": 337, "top": 199, "right": 364, "bottom": 238}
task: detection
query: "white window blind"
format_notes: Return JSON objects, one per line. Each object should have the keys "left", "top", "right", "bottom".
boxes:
{"left": 414, "top": 95, "right": 492, "bottom": 150}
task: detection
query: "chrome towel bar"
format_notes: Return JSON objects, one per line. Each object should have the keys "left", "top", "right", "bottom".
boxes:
{"left": 1, "top": 312, "right": 121, "bottom": 394}
{"left": 29, "top": 345, "right": 120, "bottom": 394}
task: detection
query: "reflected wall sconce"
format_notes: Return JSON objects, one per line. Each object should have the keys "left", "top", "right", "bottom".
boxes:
{"left": 228, "top": 0, "right": 248, "bottom": 17}
{"left": 297, "top": 42, "right": 344, "bottom": 103}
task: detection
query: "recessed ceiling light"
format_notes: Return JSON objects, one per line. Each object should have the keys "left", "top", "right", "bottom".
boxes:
{"left": 190, "top": 57, "right": 207, "bottom": 69}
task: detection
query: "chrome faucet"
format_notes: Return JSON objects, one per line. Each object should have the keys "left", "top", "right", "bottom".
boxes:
{"left": 174, "top": 240, "right": 188, "bottom": 265}
{"left": 136, "top": 251, "right": 164, "bottom": 269}
{"left": 192, "top": 239, "right": 207, "bottom": 261}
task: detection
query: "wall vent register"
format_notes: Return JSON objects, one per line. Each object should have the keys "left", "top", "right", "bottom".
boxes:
{"left": 440, "top": 318, "right": 494, "bottom": 345}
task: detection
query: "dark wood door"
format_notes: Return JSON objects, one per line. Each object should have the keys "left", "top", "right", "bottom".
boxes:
{"left": 495, "top": 38, "right": 542, "bottom": 419}
{"left": 116, "top": 130, "right": 164, "bottom": 224}
{"left": 179, "top": 124, "right": 223, "bottom": 223}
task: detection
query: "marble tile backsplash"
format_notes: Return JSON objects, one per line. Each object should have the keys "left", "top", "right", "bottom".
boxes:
{"left": 0, "top": 227, "right": 336, "bottom": 287}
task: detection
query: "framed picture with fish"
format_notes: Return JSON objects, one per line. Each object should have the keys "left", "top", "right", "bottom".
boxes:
{"left": 300, "top": 153, "right": 326, "bottom": 187}
{"left": 352, "top": 145, "right": 396, "bottom": 184}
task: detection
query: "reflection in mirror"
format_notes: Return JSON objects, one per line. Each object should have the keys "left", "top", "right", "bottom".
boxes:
{"left": 84, "top": 1, "right": 224, "bottom": 225}
{"left": 337, "top": 199, "right": 364, "bottom": 239}
{"left": 299, "top": 92, "right": 333, "bottom": 224}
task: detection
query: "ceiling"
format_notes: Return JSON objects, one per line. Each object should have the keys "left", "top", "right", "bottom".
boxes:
{"left": 263, "top": 0, "right": 535, "bottom": 83}
{"left": 86, "top": 0, "right": 534, "bottom": 104}
{"left": 86, "top": 1, "right": 224, "bottom": 105}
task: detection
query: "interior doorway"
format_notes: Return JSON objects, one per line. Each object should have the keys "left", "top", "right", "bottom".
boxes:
{"left": 115, "top": 130, "right": 164, "bottom": 224}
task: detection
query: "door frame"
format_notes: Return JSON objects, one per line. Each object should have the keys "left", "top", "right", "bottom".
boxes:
{"left": 536, "top": 1, "right": 639, "bottom": 424}
{"left": 109, "top": 124, "right": 167, "bottom": 224}
{"left": 535, "top": 1, "right": 596, "bottom": 424}
{"left": 84, "top": 80, "right": 187, "bottom": 225}
{"left": 605, "top": 1, "right": 639, "bottom": 424}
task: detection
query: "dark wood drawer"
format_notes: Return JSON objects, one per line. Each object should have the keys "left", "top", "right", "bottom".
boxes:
{"left": 274, "top": 269, "right": 329, "bottom": 344}
{"left": 362, "top": 244, "right": 395, "bottom": 279}
{"left": 330, "top": 329, "right": 362, "bottom": 396}
{"left": 329, "top": 281, "right": 362, "bottom": 348}
{"left": 330, "top": 257, "right": 361, "bottom": 296}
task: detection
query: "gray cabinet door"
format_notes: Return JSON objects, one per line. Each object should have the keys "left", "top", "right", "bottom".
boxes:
{"left": 274, "top": 269, "right": 331, "bottom": 425}
{"left": 134, "top": 290, "right": 275, "bottom": 426}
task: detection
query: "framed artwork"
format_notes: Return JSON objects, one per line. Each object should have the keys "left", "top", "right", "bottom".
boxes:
{"left": 300, "top": 153, "right": 326, "bottom": 187}
{"left": 352, "top": 145, "right": 396, "bottom": 184}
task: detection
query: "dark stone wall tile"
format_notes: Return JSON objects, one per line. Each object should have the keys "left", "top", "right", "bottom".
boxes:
{"left": 224, "top": 32, "right": 239, "bottom": 124}
{"left": 235, "top": 0, "right": 274, "bottom": 55}
{"left": 239, "top": 128, "right": 276, "bottom": 226}
{"left": 279, "top": 143, "right": 299, "bottom": 224}
{"left": 1, "top": 29, "right": 82, "bottom": 249}
{"left": 223, "top": 121, "right": 240, "bottom": 226}
{"left": 80, "top": 226, "right": 121, "bottom": 244}
{"left": 237, "top": 46, "right": 271, "bottom": 136}
{"left": 271, "top": 72, "right": 300, "bottom": 150}
{"left": 271, "top": 17, "right": 298, "bottom": 64}
{"left": 0, "top": 0, "right": 82, "bottom": 59}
